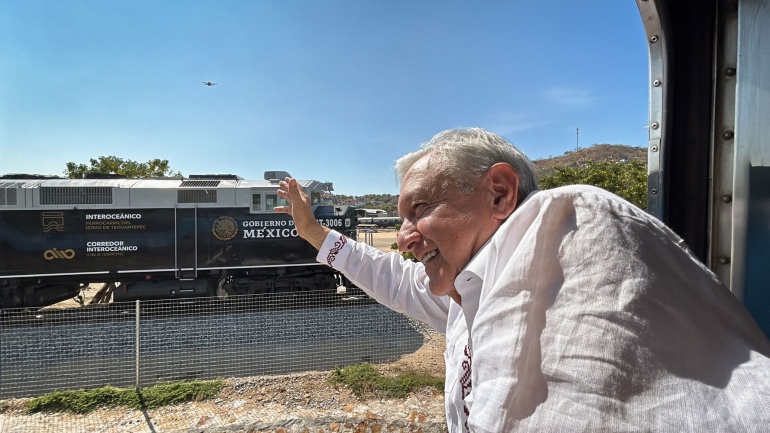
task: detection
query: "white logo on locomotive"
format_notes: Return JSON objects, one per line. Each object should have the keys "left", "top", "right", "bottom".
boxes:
{"left": 242, "top": 228, "right": 299, "bottom": 238}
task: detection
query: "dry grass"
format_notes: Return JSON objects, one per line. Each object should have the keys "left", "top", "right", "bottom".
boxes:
{"left": 532, "top": 144, "right": 647, "bottom": 176}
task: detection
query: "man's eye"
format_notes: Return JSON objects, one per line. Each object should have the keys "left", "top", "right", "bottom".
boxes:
{"left": 413, "top": 203, "right": 427, "bottom": 217}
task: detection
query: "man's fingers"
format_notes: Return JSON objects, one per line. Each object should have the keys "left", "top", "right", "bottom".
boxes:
{"left": 275, "top": 178, "right": 307, "bottom": 215}
{"left": 287, "top": 178, "right": 305, "bottom": 202}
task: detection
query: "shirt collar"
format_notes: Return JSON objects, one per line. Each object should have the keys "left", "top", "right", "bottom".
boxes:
{"left": 454, "top": 189, "right": 539, "bottom": 295}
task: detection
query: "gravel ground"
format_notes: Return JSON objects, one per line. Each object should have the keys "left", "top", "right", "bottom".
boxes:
{"left": 0, "top": 335, "right": 448, "bottom": 433}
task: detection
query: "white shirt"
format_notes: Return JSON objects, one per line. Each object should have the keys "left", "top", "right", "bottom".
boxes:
{"left": 318, "top": 185, "right": 770, "bottom": 432}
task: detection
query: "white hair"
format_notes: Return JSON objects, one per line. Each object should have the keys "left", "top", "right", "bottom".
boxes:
{"left": 395, "top": 128, "right": 538, "bottom": 201}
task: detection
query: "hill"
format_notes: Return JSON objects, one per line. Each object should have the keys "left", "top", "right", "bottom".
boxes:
{"left": 531, "top": 144, "right": 647, "bottom": 176}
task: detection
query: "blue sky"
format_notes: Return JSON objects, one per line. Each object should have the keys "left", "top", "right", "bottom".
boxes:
{"left": 1, "top": 1, "right": 649, "bottom": 196}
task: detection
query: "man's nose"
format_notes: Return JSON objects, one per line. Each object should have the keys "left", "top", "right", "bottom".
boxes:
{"left": 397, "top": 223, "right": 420, "bottom": 252}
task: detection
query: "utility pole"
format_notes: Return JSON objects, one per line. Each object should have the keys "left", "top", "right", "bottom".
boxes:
{"left": 576, "top": 127, "right": 580, "bottom": 152}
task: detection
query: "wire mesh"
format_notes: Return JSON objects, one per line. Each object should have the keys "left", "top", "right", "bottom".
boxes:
{"left": 0, "top": 290, "right": 446, "bottom": 432}
{"left": 0, "top": 304, "right": 136, "bottom": 398}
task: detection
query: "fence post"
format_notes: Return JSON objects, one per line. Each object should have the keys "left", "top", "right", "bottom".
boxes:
{"left": 0, "top": 314, "right": 3, "bottom": 397}
{"left": 135, "top": 300, "right": 140, "bottom": 390}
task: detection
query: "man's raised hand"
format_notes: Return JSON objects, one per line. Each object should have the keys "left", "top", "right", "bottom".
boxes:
{"left": 276, "top": 177, "right": 330, "bottom": 250}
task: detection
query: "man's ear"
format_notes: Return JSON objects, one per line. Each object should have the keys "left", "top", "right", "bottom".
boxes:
{"left": 486, "top": 163, "right": 519, "bottom": 220}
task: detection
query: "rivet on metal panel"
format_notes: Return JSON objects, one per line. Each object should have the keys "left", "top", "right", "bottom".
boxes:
{"left": 650, "top": 189, "right": 658, "bottom": 195}
{"left": 650, "top": 35, "right": 659, "bottom": 43}
{"left": 725, "top": 67, "right": 736, "bottom": 77}
{"left": 653, "top": 79, "right": 661, "bottom": 87}
{"left": 651, "top": 122, "right": 659, "bottom": 130}
{"left": 721, "top": 195, "right": 732, "bottom": 203}
{"left": 651, "top": 145, "right": 659, "bottom": 152}
{"left": 718, "top": 257, "right": 730, "bottom": 265}
{"left": 722, "top": 130, "right": 734, "bottom": 140}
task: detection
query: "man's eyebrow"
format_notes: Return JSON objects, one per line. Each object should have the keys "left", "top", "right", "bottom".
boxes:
{"left": 398, "top": 193, "right": 415, "bottom": 214}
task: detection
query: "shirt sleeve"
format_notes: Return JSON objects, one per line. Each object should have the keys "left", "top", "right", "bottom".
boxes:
{"left": 467, "top": 186, "right": 770, "bottom": 432}
{"left": 317, "top": 230, "right": 450, "bottom": 333}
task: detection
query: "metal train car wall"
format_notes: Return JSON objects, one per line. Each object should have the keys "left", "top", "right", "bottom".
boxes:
{"left": 0, "top": 171, "right": 357, "bottom": 309}
{"left": 356, "top": 216, "right": 402, "bottom": 228}
{"left": 638, "top": 0, "right": 770, "bottom": 336}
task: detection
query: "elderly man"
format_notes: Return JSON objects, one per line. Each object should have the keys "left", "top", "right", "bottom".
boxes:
{"left": 276, "top": 128, "right": 770, "bottom": 432}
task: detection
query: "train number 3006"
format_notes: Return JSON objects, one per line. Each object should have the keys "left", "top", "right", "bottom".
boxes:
{"left": 318, "top": 218, "right": 343, "bottom": 227}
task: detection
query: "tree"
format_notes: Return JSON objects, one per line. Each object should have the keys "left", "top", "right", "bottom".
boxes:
{"left": 538, "top": 160, "right": 648, "bottom": 209}
{"left": 64, "top": 156, "right": 182, "bottom": 179}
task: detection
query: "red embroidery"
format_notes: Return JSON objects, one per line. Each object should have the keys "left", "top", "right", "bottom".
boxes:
{"left": 460, "top": 342, "right": 473, "bottom": 432}
{"left": 326, "top": 235, "right": 347, "bottom": 266}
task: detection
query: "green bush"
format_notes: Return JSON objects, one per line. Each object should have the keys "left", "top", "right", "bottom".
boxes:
{"left": 330, "top": 363, "right": 443, "bottom": 399}
{"left": 24, "top": 379, "right": 224, "bottom": 414}
{"left": 538, "top": 160, "right": 648, "bottom": 209}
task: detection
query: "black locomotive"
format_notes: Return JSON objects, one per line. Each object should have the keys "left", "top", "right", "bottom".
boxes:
{"left": 0, "top": 172, "right": 357, "bottom": 309}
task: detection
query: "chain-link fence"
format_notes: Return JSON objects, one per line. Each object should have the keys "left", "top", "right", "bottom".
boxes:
{"left": 0, "top": 291, "right": 447, "bottom": 432}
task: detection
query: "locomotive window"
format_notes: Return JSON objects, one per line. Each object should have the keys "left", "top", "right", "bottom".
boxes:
{"left": 311, "top": 192, "right": 321, "bottom": 205}
{"left": 251, "top": 193, "right": 262, "bottom": 212}
{"left": 265, "top": 193, "right": 288, "bottom": 211}
{"left": 266, "top": 194, "right": 276, "bottom": 210}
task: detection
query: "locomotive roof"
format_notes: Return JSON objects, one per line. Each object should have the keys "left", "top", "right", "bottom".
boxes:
{"left": 3, "top": 177, "right": 326, "bottom": 190}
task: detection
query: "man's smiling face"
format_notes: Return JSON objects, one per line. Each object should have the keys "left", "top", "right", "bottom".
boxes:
{"left": 396, "top": 155, "right": 500, "bottom": 300}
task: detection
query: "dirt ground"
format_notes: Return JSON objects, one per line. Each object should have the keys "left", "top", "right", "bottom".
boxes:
{"left": 358, "top": 228, "right": 399, "bottom": 253}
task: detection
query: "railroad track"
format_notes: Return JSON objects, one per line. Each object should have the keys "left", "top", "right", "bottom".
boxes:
{"left": 0, "top": 289, "right": 376, "bottom": 328}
